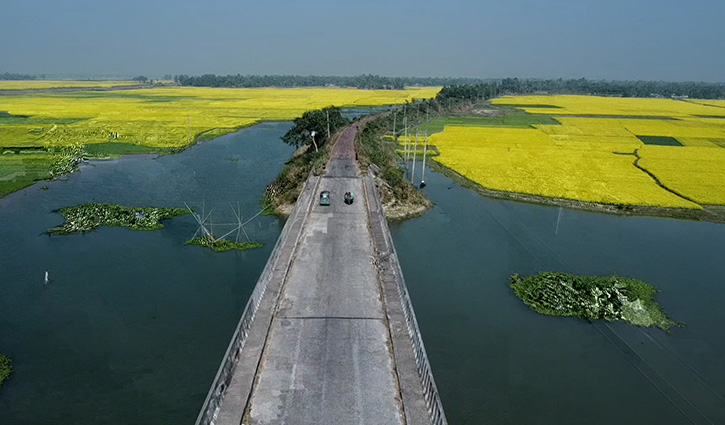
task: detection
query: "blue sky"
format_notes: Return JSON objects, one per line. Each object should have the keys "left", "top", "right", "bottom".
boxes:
{"left": 1, "top": 0, "right": 724, "bottom": 81}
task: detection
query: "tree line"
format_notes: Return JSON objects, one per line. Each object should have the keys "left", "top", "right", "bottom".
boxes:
{"left": 175, "top": 74, "right": 725, "bottom": 99}
{"left": 437, "top": 78, "right": 725, "bottom": 100}
{"left": 0, "top": 72, "right": 37, "bottom": 80}
{"left": 174, "top": 74, "right": 486, "bottom": 90}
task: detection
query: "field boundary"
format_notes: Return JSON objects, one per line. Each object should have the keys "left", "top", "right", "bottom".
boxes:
{"left": 632, "top": 149, "right": 700, "bottom": 206}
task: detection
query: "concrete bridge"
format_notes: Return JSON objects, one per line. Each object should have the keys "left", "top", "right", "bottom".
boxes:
{"left": 195, "top": 123, "right": 446, "bottom": 425}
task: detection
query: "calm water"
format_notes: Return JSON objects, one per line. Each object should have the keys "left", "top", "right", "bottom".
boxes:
{"left": 392, "top": 165, "right": 725, "bottom": 425}
{"left": 1, "top": 124, "right": 724, "bottom": 425}
{"left": 0, "top": 123, "right": 295, "bottom": 424}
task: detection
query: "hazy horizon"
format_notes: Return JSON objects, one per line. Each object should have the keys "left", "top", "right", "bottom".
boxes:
{"left": 2, "top": 0, "right": 724, "bottom": 82}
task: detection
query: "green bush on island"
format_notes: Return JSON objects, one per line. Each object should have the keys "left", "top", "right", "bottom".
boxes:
{"left": 0, "top": 353, "right": 12, "bottom": 390}
{"left": 509, "top": 272, "right": 679, "bottom": 331}
{"left": 49, "top": 203, "right": 189, "bottom": 235}
{"left": 185, "top": 236, "right": 263, "bottom": 252}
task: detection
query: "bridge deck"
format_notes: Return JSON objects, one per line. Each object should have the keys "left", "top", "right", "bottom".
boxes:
{"left": 201, "top": 122, "right": 444, "bottom": 425}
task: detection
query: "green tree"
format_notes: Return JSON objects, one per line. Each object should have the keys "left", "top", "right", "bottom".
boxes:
{"left": 282, "top": 106, "right": 348, "bottom": 150}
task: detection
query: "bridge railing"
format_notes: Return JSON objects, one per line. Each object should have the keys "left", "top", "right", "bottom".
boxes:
{"left": 194, "top": 174, "right": 319, "bottom": 425}
{"left": 366, "top": 169, "right": 448, "bottom": 425}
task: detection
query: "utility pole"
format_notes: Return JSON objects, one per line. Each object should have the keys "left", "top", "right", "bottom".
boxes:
{"left": 421, "top": 133, "right": 428, "bottom": 188}
{"left": 392, "top": 110, "right": 396, "bottom": 139}
{"left": 411, "top": 132, "right": 417, "bottom": 184}
{"left": 404, "top": 110, "right": 409, "bottom": 166}
{"left": 310, "top": 131, "right": 318, "bottom": 152}
{"left": 326, "top": 109, "right": 330, "bottom": 139}
{"left": 187, "top": 115, "right": 191, "bottom": 144}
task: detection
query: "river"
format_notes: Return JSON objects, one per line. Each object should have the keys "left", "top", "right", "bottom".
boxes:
{"left": 393, "top": 165, "right": 725, "bottom": 425}
{"left": 1, "top": 123, "right": 724, "bottom": 424}
{"left": 0, "top": 122, "right": 295, "bottom": 424}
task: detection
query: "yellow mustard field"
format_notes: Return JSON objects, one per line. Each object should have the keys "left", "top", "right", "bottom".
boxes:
{"left": 427, "top": 95, "right": 725, "bottom": 207}
{"left": 0, "top": 86, "right": 440, "bottom": 148}
{"left": 429, "top": 126, "right": 699, "bottom": 208}
{"left": 638, "top": 146, "right": 725, "bottom": 205}
{"left": 492, "top": 95, "right": 725, "bottom": 118}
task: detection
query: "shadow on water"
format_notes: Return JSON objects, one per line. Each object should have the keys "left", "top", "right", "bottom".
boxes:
{"left": 392, "top": 163, "right": 725, "bottom": 425}
{"left": 0, "top": 122, "right": 295, "bottom": 424}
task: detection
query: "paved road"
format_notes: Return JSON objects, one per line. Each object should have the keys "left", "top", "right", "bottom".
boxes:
{"left": 207, "top": 117, "right": 443, "bottom": 425}
{"left": 217, "top": 122, "right": 404, "bottom": 425}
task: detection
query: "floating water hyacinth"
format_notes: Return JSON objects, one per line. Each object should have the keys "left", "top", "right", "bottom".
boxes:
{"left": 185, "top": 236, "right": 263, "bottom": 252}
{"left": 509, "top": 272, "right": 680, "bottom": 331}
{"left": 49, "top": 203, "right": 190, "bottom": 235}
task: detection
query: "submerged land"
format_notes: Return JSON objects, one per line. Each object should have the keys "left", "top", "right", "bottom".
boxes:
{"left": 510, "top": 272, "right": 678, "bottom": 331}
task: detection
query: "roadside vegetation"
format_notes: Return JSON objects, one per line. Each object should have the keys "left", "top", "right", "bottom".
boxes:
{"left": 263, "top": 106, "right": 349, "bottom": 215}
{"left": 49, "top": 203, "right": 189, "bottom": 235}
{"left": 510, "top": 272, "right": 679, "bottom": 331}
{"left": 356, "top": 111, "right": 433, "bottom": 219}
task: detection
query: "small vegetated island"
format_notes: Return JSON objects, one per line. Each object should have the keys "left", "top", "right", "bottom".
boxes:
{"left": 509, "top": 272, "right": 678, "bottom": 331}
{"left": 185, "top": 236, "right": 262, "bottom": 252}
{"left": 0, "top": 352, "right": 11, "bottom": 391}
{"left": 49, "top": 203, "right": 189, "bottom": 235}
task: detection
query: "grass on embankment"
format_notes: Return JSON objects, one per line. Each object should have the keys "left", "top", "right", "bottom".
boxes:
{"left": 357, "top": 114, "right": 432, "bottom": 219}
{"left": 510, "top": 272, "right": 679, "bottom": 331}
{"left": 262, "top": 146, "right": 329, "bottom": 215}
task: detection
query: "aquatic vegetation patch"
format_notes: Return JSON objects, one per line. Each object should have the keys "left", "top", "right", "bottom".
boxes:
{"left": 185, "top": 236, "right": 263, "bottom": 252}
{"left": 0, "top": 353, "right": 11, "bottom": 390}
{"left": 510, "top": 272, "right": 679, "bottom": 331}
{"left": 50, "top": 203, "right": 189, "bottom": 235}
